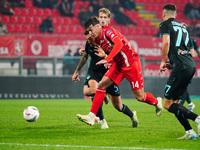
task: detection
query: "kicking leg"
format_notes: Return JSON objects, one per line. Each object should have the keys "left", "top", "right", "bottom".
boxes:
{"left": 133, "top": 88, "right": 163, "bottom": 116}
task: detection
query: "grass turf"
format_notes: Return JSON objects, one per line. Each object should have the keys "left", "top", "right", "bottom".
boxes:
{"left": 0, "top": 99, "right": 200, "bottom": 150}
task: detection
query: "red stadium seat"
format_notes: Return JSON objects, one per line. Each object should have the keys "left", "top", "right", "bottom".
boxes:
{"left": 10, "top": 16, "right": 18, "bottom": 24}
{"left": 145, "top": 19, "right": 152, "bottom": 26}
{"left": 44, "top": 8, "right": 52, "bottom": 16}
{"left": 14, "top": 7, "right": 21, "bottom": 15}
{"left": 23, "top": 24, "right": 31, "bottom": 33}
{"left": 29, "top": 8, "right": 37, "bottom": 16}
{"left": 76, "top": 25, "right": 85, "bottom": 34}
{"left": 7, "top": 23, "right": 15, "bottom": 33}
{"left": 120, "top": 26, "right": 129, "bottom": 35}
{"left": 26, "top": 16, "right": 34, "bottom": 24}
{"left": 3, "top": 16, "right": 10, "bottom": 24}
{"left": 33, "top": 16, "right": 42, "bottom": 24}
{"left": 51, "top": 16, "right": 57, "bottom": 24}
{"left": 52, "top": 8, "right": 60, "bottom": 16}
{"left": 25, "top": 0, "right": 33, "bottom": 8}
{"left": 128, "top": 26, "right": 136, "bottom": 35}
{"left": 137, "top": 18, "right": 145, "bottom": 26}
{"left": 30, "top": 24, "right": 37, "bottom": 33}
{"left": 56, "top": 17, "right": 64, "bottom": 24}
{"left": 54, "top": 25, "right": 61, "bottom": 34}
{"left": 68, "top": 25, "right": 76, "bottom": 34}
{"left": 37, "top": 8, "right": 44, "bottom": 16}
{"left": 71, "top": 17, "right": 80, "bottom": 25}
{"left": 61, "top": 25, "right": 68, "bottom": 34}
{"left": 18, "top": 16, "right": 26, "bottom": 24}
{"left": 15, "top": 24, "right": 23, "bottom": 33}
{"left": 135, "top": 26, "right": 144, "bottom": 36}
{"left": 64, "top": 17, "right": 72, "bottom": 25}
{"left": 21, "top": 8, "right": 29, "bottom": 16}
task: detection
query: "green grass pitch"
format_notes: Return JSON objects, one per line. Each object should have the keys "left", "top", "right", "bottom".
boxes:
{"left": 0, "top": 99, "right": 200, "bottom": 150}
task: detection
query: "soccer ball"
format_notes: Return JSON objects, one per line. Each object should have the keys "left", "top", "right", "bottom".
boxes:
{"left": 23, "top": 106, "right": 39, "bottom": 122}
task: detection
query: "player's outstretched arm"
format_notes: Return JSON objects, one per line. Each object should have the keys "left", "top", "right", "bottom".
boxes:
{"left": 72, "top": 53, "right": 89, "bottom": 82}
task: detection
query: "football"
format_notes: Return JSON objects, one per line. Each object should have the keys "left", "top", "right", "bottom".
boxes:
{"left": 23, "top": 106, "right": 39, "bottom": 122}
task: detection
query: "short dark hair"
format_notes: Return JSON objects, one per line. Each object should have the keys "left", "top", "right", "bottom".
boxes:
{"left": 162, "top": 3, "right": 176, "bottom": 11}
{"left": 84, "top": 16, "right": 100, "bottom": 29}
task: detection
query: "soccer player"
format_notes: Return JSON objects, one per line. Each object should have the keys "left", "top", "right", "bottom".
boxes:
{"left": 180, "top": 37, "right": 200, "bottom": 111}
{"left": 72, "top": 8, "right": 138, "bottom": 129}
{"left": 76, "top": 16, "right": 163, "bottom": 127}
{"left": 159, "top": 4, "right": 200, "bottom": 139}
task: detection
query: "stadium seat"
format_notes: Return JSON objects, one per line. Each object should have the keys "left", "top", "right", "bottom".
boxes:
{"left": 2, "top": 16, "right": 10, "bottom": 24}
{"left": 128, "top": 26, "right": 135, "bottom": 35}
{"left": 120, "top": 26, "right": 129, "bottom": 35}
{"left": 29, "top": 8, "right": 37, "bottom": 16}
{"left": 54, "top": 25, "right": 61, "bottom": 34}
{"left": 23, "top": 24, "right": 31, "bottom": 33}
{"left": 10, "top": 16, "right": 18, "bottom": 24}
{"left": 15, "top": 24, "right": 23, "bottom": 33}
{"left": 71, "top": 17, "right": 80, "bottom": 25}
{"left": 135, "top": 26, "right": 144, "bottom": 36}
{"left": 68, "top": 25, "right": 76, "bottom": 34}
{"left": 56, "top": 17, "right": 64, "bottom": 24}
{"left": 52, "top": 8, "right": 60, "bottom": 16}
{"left": 14, "top": 7, "right": 21, "bottom": 15}
{"left": 30, "top": 24, "right": 37, "bottom": 33}
{"left": 21, "top": 8, "right": 29, "bottom": 16}
{"left": 76, "top": 25, "right": 85, "bottom": 34}
{"left": 61, "top": 25, "right": 68, "bottom": 34}
{"left": 37, "top": 8, "right": 44, "bottom": 16}
{"left": 44, "top": 8, "right": 52, "bottom": 16}
{"left": 26, "top": 16, "right": 34, "bottom": 24}
{"left": 137, "top": 18, "right": 145, "bottom": 26}
{"left": 33, "top": 16, "right": 42, "bottom": 24}
{"left": 7, "top": 24, "right": 15, "bottom": 33}
{"left": 64, "top": 17, "right": 72, "bottom": 25}
{"left": 25, "top": 0, "right": 33, "bottom": 8}
{"left": 18, "top": 16, "right": 26, "bottom": 24}
{"left": 145, "top": 19, "right": 152, "bottom": 26}
{"left": 52, "top": 16, "right": 57, "bottom": 24}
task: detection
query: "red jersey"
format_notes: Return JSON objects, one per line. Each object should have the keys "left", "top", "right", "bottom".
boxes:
{"left": 95, "top": 26, "right": 138, "bottom": 67}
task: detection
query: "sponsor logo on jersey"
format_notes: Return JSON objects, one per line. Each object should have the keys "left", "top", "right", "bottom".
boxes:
{"left": 106, "top": 29, "right": 113, "bottom": 35}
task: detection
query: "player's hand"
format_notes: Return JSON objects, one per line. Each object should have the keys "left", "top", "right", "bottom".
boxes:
{"left": 94, "top": 45, "right": 107, "bottom": 58}
{"left": 72, "top": 72, "right": 80, "bottom": 82}
{"left": 96, "top": 59, "right": 108, "bottom": 65}
{"left": 104, "top": 62, "right": 112, "bottom": 69}
{"left": 79, "top": 48, "right": 85, "bottom": 55}
{"left": 165, "top": 61, "right": 172, "bottom": 70}
{"left": 160, "top": 61, "right": 166, "bottom": 73}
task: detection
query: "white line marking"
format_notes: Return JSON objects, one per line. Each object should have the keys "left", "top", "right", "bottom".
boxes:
{"left": 0, "top": 143, "right": 191, "bottom": 150}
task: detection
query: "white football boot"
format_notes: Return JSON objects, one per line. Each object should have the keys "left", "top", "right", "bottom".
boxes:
{"left": 156, "top": 97, "right": 163, "bottom": 116}
{"left": 77, "top": 112, "right": 95, "bottom": 126}
{"left": 131, "top": 110, "right": 138, "bottom": 127}
{"left": 101, "top": 119, "right": 109, "bottom": 129}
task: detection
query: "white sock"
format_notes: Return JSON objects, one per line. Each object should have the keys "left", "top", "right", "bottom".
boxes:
{"left": 195, "top": 116, "right": 200, "bottom": 123}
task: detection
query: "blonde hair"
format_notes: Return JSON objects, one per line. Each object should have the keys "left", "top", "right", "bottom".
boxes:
{"left": 98, "top": 8, "right": 111, "bottom": 18}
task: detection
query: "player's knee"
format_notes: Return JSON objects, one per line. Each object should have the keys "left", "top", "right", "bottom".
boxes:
{"left": 135, "top": 95, "right": 144, "bottom": 102}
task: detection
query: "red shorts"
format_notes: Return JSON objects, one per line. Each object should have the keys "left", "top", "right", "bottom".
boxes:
{"left": 105, "top": 57, "right": 144, "bottom": 90}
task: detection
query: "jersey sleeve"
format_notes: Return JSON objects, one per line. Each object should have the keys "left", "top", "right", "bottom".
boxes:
{"left": 104, "top": 27, "right": 123, "bottom": 62}
{"left": 159, "top": 22, "right": 170, "bottom": 37}
{"left": 193, "top": 38, "right": 199, "bottom": 51}
{"left": 85, "top": 41, "right": 90, "bottom": 54}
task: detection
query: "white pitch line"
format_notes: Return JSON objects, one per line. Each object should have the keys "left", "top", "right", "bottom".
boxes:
{"left": 0, "top": 143, "right": 192, "bottom": 150}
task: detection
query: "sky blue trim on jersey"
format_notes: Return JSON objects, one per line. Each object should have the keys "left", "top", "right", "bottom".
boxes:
{"left": 106, "top": 29, "right": 112, "bottom": 35}
{"left": 162, "top": 33, "right": 170, "bottom": 37}
{"left": 195, "top": 47, "right": 199, "bottom": 51}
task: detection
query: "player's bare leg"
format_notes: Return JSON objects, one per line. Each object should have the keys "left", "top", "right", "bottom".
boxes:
{"left": 133, "top": 88, "right": 163, "bottom": 116}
